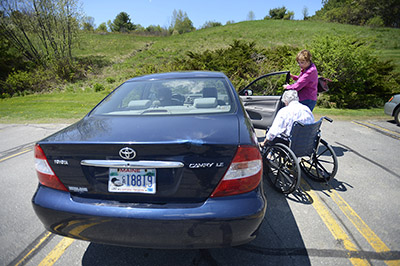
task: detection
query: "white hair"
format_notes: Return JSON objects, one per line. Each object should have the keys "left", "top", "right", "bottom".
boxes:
{"left": 282, "top": 90, "right": 299, "bottom": 105}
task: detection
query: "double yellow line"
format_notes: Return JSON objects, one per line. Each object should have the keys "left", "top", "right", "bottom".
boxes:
{"left": 38, "top": 237, "right": 75, "bottom": 266}
{"left": 37, "top": 220, "right": 103, "bottom": 265}
{"left": 12, "top": 232, "right": 74, "bottom": 266}
{"left": 0, "top": 148, "right": 32, "bottom": 163}
{"left": 301, "top": 180, "right": 398, "bottom": 266}
{"left": 352, "top": 121, "right": 400, "bottom": 140}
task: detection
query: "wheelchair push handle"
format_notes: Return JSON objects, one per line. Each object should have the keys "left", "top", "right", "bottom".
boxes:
{"left": 322, "top": 116, "right": 333, "bottom": 123}
{"left": 294, "top": 121, "right": 305, "bottom": 127}
{"left": 284, "top": 117, "right": 333, "bottom": 131}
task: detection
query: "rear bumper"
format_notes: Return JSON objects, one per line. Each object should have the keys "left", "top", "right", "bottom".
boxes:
{"left": 32, "top": 185, "right": 266, "bottom": 249}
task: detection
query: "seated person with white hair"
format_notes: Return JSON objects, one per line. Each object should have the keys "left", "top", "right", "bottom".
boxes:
{"left": 260, "top": 90, "right": 314, "bottom": 147}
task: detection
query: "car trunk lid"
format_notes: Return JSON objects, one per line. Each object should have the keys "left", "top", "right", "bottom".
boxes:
{"left": 38, "top": 115, "right": 240, "bottom": 203}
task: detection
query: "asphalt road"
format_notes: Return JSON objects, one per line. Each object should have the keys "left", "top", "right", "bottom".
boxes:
{"left": 0, "top": 119, "right": 399, "bottom": 266}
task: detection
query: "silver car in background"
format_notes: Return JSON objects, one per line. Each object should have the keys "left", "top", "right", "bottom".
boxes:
{"left": 384, "top": 94, "right": 400, "bottom": 126}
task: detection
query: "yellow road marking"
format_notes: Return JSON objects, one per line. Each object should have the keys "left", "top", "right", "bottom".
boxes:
{"left": 352, "top": 121, "right": 400, "bottom": 140}
{"left": 14, "top": 232, "right": 52, "bottom": 266}
{"left": 326, "top": 187, "right": 399, "bottom": 266}
{"left": 362, "top": 121, "right": 400, "bottom": 137}
{"left": 38, "top": 237, "right": 74, "bottom": 266}
{"left": 0, "top": 148, "right": 32, "bottom": 162}
{"left": 38, "top": 220, "right": 103, "bottom": 265}
{"left": 301, "top": 180, "right": 370, "bottom": 266}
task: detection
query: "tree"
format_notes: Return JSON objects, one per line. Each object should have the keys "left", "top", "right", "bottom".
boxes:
{"left": 145, "top": 25, "right": 169, "bottom": 36}
{"left": 302, "top": 6, "right": 309, "bottom": 20}
{"left": 284, "top": 11, "right": 294, "bottom": 20}
{"left": 170, "top": 9, "right": 195, "bottom": 34}
{"left": 0, "top": 31, "right": 26, "bottom": 81}
{"left": 201, "top": 21, "right": 222, "bottom": 29}
{"left": 268, "top": 7, "right": 287, "bottom": 19}
{"left": 110, "top": 12, "right": 136, "bottom": 32}
{"left": 83, "top": 16, "right": 95, "bottom": 31}
{"left": 314, "top": 0, "right": 399, "bottom": 28}
{"left": 247, "top": 11, "right": 255, "bottom": 21}
{"left": 0, "top": 0, "right": 81, "bottom": 65}
{"left": 96, "top": 22, "right": 108, "bottom": 32}
{"left": 265, "top": 7, "right": 294, "bottom": 20}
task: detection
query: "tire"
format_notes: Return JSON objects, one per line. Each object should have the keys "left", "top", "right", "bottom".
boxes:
{"left": 300, "top": 139, "right": 338, "bottom": 182}
{"left": 263, "top": 143, "right": 301, "bottom": 194}
{"left": 395, "top": 108, "right": 400, "bottom": 126}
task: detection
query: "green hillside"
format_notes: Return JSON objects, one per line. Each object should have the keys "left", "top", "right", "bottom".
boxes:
{"left": 1, "top": 19, "right": 399, "bottom": 123}
{"left": 76, "top": 19, "right": 400, "bottom": 81}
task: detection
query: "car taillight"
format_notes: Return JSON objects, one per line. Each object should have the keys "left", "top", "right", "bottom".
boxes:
{"left": 34, "top": 144, "right": 68, "bottom": 192}
{"left": 211, "top": 145, "right": 262, "bottom": 198}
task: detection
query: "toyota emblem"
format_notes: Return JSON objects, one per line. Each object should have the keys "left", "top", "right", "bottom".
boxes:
{"left": 119, "top": 147, "right": 136, "bottom": 160}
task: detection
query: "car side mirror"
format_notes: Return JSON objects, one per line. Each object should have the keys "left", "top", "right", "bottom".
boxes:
{"left": 240, "top": 89, "right": 253, "bottom": 96}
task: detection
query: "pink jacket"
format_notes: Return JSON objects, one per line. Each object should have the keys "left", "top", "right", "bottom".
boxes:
{"left": 286, "top": 63, "right": 318, "bottom": 101}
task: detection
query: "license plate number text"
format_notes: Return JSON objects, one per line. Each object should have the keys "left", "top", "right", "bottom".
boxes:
{"left": 108, "top": 168, "right": 156, "bottom": 194}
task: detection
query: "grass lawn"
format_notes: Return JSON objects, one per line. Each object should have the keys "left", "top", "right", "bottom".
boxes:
{"left": 0, "top": 91, "right": 106, "bottom": 123}
{"left": 313, "top": 107, "right": 387, "bottom": 121}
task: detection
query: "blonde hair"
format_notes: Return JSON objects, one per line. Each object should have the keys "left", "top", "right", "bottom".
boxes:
{"left": 296, "top": 49, "right": 312, "bottom": 62}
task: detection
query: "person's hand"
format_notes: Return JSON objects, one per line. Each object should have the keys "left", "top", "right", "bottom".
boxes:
{"left": 259, "top": 139, "right": 268, "bottom": 147}
{"left": 290, "top": 74, "right": 296, "bottom": 79}
{"left": 283, "top": 84, "right": 289, "bottom": 89}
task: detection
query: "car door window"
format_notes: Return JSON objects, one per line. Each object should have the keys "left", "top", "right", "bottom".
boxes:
{"left": 239, "top": 71, "right": 290, "bottom": 129}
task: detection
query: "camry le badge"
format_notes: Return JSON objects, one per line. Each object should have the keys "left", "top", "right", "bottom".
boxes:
{"left": 119, "top": 147, "right": 136, "bottom": 160}
{"left": 189, "top": 162, "right": 225, "bottom": 168}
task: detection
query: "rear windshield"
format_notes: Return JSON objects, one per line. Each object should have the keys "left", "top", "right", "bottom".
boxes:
{"left": 90, "top": 77, "right": 236, "bottom": 116}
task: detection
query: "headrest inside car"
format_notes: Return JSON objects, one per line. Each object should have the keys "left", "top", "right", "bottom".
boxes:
{"left": 128, "top": 100, "right": 151, "bottom": 110}
{"left": 194, "top": 98, "right": 218, "bottom": 108}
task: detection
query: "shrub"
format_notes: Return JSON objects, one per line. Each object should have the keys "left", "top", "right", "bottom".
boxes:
{"left": 174, "top": 40, "right": 265, "bottom": 88}
{"left": 2, "top": 67, "right": 58, "bottom": 96}
{"left": 93, "top": 83, "right": 105, "bottom": 92}
{"left": 4, "top": 70, "right": 33, "bottom": 95}
{"left": 106, "top": 77, "right": 116, "bottom": 84}
{"left": 365, "top": 16, "right": 385, "bottom": 28}
{"left": 262, "top": 45, "right": 298, "bottom": 71}
{"left": 0, "top": 55, "right": 112, "bottom": 97}
{"left": 172, "top": 37, "right": 399, "bottom": 108}
{"left": 306, "top": 34, "right": 398, "bottom": 108}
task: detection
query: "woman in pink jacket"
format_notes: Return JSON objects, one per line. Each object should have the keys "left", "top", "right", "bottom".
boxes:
{"left": 283, "top": 50, "right": 318, "bottom": 111}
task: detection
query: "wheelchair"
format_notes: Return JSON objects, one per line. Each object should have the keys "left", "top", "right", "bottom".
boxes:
{"left": 262, "top": 117, "right": 338, "bottom": 194}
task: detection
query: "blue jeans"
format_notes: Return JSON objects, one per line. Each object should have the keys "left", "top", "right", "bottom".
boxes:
{"left": 300, "top": 99, "right": 316, "bottom": 111}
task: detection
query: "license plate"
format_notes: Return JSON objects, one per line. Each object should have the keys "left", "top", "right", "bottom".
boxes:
{"left": 108, "top": 168, "right": 156, "bottom": 194}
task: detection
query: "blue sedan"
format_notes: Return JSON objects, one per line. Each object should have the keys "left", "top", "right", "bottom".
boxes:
{"left": 32, "top": 71, "right": 266, "bottom": 249}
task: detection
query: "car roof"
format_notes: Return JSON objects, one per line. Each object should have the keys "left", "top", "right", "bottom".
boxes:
{"left": 126, "top": 71, "right": 228, "bottom": 82}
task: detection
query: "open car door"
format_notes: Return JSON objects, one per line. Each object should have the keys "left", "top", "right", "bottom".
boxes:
{"left": 239, "top": 71, "right": 290, "bottom": 129}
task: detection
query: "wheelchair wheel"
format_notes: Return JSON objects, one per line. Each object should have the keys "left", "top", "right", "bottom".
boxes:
{"left": 300, "top": 139, "right": 338, "bottom": 182}
{"left": 263, "top": 143, "right": 301, "bottom": 194}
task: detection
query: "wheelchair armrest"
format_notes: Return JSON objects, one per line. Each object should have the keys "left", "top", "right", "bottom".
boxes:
{"left": 280, "top": 132, "right": 289, "bottom": 139}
